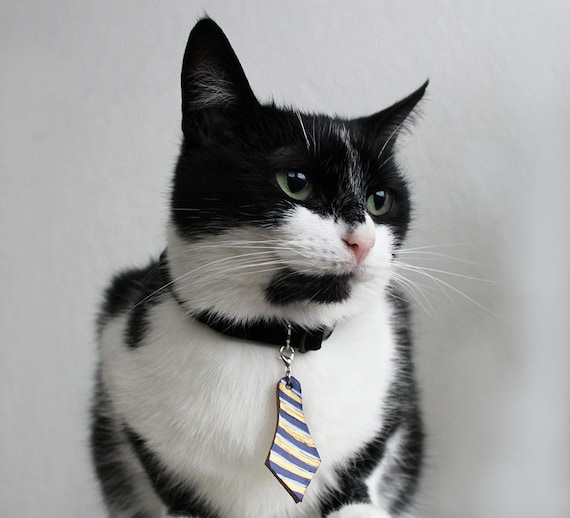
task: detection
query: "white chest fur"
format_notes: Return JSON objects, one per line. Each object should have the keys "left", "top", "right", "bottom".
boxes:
{"left": 100, "top": 294, "right": 396, "bottom": 518}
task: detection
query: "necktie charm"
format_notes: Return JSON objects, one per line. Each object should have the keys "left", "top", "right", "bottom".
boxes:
{"left": 266, "top": 326, "right": 321, "bottom": 503}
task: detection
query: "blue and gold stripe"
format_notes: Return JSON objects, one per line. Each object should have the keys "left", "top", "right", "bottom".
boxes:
{"left": 266, "top": 376, "right": 321, "bottom": 503}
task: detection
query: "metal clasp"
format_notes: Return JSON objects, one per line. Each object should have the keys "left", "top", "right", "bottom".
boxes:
{"left": 279, "top": 324, "right": 295, "bottom": 384}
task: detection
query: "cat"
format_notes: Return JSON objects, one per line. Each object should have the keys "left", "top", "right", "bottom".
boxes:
{"left": 91, "top": 17, "right": 427, "bottom": 518}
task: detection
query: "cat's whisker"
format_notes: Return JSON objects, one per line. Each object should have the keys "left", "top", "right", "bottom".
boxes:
{"left": 377, "top": 119, "right": 408, "bottom": 162}
{"left": 187, "top": 241, "right": 291, "bottom": 249}
{"left": 205, "top": 260, "right": 285, "bottom": 274}
{"left": 311, "top": 116, "right": 317, "bottom": 153}
{"left": 392, "top": 273, "right": 433, "bottom": 314}
{"left": 204, "top": 243, "right": 314, "bottom": 260}
{"left": 179, "top": 265, "right": 287, "bottom": 289}
{"left": 397, "top": 243, "right": 471, "bottom": 252}
{"left": 172, "top": 256, "right": 288, "bottom": 281}
{"left": 395, "top": 253, "right": 473, "bottom": 266}
{"left": 173, "top": 266, "right": 290, "bottom": 296}
{"left": 393, "top": 261, "right": 500, "bottom": 317}
{"left": 296, "top": 111, "right": 311, "bottom": 151}
{"left": 377, "top": 154, "right": 394, "bottom": 171}
{"left": 131, "top": 251, "right": 285, "bottom": 311}
{"left": 391, "top": 272, "right": 440, "bottom": 315}
{"left": 187, "top": 245, "right": 282, "bottom": 252}
{"left": 396, "top": 248, "right": 477, "bottom": 262}
{"left": 394, "top": 261, "right": 494, "bottom": 284}
{"left": 395, "top": 263, "right": 468, "bottom": 307}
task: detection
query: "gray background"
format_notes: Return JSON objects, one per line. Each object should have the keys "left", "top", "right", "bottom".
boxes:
{"left": 1, "top": 1, "right": 568, "bottom": 517}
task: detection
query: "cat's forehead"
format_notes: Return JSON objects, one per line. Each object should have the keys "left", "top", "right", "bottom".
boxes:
{"left": 267, "top": 111, "right": 368, "bottom": 171}
{"left": 330, "top": 122, "right": 360, "bottom": 172}
{"left": 294, "top": 113, "right": 358, "bottom": 151}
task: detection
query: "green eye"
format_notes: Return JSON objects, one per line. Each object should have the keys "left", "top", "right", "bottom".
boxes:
{"left": 275, "top": 171, "right": 313, "bottom": 201}
{"left": 367, "top": 189, "right": 394, "bottom": 216}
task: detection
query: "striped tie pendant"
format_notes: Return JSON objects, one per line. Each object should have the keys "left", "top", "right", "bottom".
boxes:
{"left": 266, "top": 375, "right": 321, "bottom": 503}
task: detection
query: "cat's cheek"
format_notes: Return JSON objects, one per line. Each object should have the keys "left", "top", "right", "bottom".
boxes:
{"left": 325, "top": 503, "right": 392, "bottom": 518}
{"left": 356, "top": 225, "right": 395, "bottom": 285}
{"left": 277, "top": 206, "right": 359, "bottom": 274}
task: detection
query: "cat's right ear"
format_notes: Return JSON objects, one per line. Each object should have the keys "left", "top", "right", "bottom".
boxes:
{"left": 180, "top": 18, "right": 258, "bottom": 138}
{"left": 355, "top": 80, "right": 429, "bottom": 147}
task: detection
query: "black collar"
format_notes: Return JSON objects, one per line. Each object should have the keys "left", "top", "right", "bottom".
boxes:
{"left": 159, "top": 252, "right": 333, "bottom": 353}
{"left": 195, "top": 312, "right": 333, "bottom": 353}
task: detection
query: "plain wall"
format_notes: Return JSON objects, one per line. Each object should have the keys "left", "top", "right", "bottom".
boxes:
{"left": 1, "top": 1, "right": 568, "bottom": 516}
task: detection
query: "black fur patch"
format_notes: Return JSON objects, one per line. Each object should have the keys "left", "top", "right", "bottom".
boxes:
{"left": 124, "top": 264, "right": 166, "bottom": 348}
{"left": 126, "top": 428, "right": 220, "bottom": 518}
{"left": 90, "top": 373, "right": 146, "bottom": 514}
{"left": 99, "top": 267, "right": 151, "bottom": 324}
{"left": 97, "top": 258, "right": 166, "bottom": 348}
{"left": 265, "top": 268, "right": 352, "bottom": 304}
{"left": 320, "top": 288, "right": 423, "bottom": 515}
{"left": 381, "top": 289, "right": 424, "bottom": 515}
{"left": 125, "top": 303, "right": 153, "bottom": 349}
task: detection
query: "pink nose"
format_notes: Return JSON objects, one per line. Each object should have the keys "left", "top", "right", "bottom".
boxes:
{"left": 343, "top": 227, "right": 375, "bottom": 264}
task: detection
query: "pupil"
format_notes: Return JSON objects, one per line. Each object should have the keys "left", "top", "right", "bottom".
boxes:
{"left": 374, "top": 191, "right": 386, "bottom": 208}
{"left": 287, "top": 172, "right": 307, "bottom": 193}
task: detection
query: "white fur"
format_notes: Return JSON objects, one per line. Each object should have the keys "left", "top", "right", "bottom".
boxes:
{"left": 167, "top": 207, "right": 391, "bottom": 328}
{"left": 187, "top": 66, "right": 236, "bottom": 109}
{"left": 366, "top": 426, "right": 406, "bottom": 510}
{"left": 327, "top": 503, "right": 392, "bottom": 518}
{"left": 100, "top": 213, "right": 399, "bottom": 517}
{"left": 337, "top": 125, "right": 360, "bottom": 180}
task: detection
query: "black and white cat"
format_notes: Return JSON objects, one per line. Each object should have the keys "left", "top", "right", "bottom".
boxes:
{"left": 92, "top": 18, "right": 427, "bottom": 518}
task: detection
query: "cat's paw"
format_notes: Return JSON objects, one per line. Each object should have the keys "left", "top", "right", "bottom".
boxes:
{"left": 326, "top": 503, "right": 392, "bottom": 518}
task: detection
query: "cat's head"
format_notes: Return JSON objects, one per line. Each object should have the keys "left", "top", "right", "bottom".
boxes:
{"left": 166, "top": 18, "right": 426, "bottom": 328}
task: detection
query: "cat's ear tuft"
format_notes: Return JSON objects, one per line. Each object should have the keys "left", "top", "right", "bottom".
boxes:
{"left": 180, "top": 18, "right": 258, "bottom": 134}
{"left": 356, "top": 80, "right": 428, "bottom": 145}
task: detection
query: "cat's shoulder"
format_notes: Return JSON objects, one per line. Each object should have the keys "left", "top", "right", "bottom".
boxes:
{"left": 97, "top": 257, "right": 163, "bottom": 328}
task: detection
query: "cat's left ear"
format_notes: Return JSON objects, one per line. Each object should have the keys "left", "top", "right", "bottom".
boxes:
{"left": 355, "top": 80, "right": 428, "bottom": 144}
{"left": 180, "top": 18, "right": 259, "bottom": 137}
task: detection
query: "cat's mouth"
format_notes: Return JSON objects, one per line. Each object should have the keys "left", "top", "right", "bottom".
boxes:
{"left": 265, "top": 268, "right": 354, "bottom": 305}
